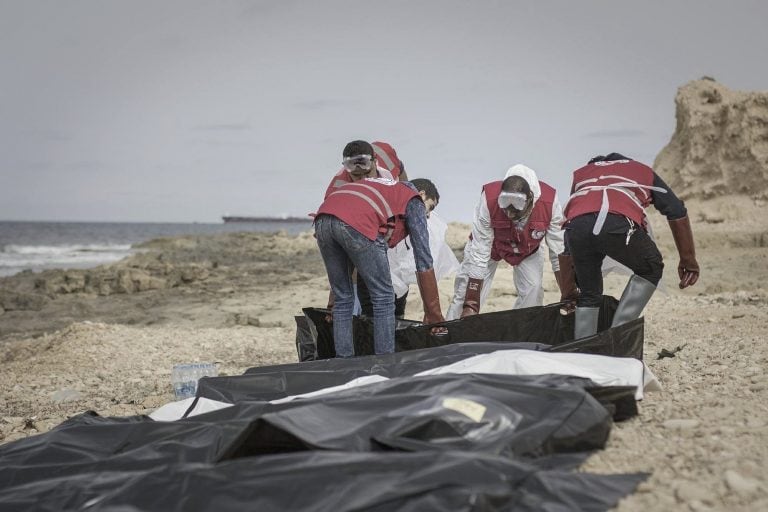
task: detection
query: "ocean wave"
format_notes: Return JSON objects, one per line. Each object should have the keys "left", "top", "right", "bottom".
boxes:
{"left": 0, "top": 244, "right": 134, "bottom": 276}
{"left": 1, "top": 244, "right": 133, "bottom": 255}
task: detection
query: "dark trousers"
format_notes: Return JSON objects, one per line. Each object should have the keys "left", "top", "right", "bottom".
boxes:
{"left": 565, "top": 213, "right": 664, "bottom": 308}
{"left": 358, "top": 276, "right": 409, "bottom": 318}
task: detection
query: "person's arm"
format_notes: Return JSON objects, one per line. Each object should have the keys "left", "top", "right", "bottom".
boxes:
{"left": 405, "top": 196, "right": 446, "bottom": 328}
{"left": 547, "top": 192, "right": 578, "bottom": 312}
{"left": 464, "top": 192, "right": 494, "bottom": 279}
{"left": 650, "top": 172, "right": 687, "bottom": 220}
{"left": 404, "top": 197, "right": 432, "bottom": 271}
{"left": 544, "top": 192, "right": 566, "bottom": 272}
{"left": 651, "top": 172, "right": 698, "bottom": 288}
{"left": 455, "top": 192, "right": 494, "bottom": 318}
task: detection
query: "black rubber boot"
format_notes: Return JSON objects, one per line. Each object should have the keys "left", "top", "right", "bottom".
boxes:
{"left": 574, "top": 307, "right": 600, "bottom": 339}
{"left": 611, "top": 274, "right": 656, "bottom": 327}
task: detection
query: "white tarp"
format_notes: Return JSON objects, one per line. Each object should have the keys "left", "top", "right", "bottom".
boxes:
{"left": 415, "top": 350, "right": 660, "bottom": 400}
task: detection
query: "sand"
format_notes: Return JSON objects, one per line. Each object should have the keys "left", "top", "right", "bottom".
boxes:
{"left": 1, "top": 196, "right": 767, "bottom": 511}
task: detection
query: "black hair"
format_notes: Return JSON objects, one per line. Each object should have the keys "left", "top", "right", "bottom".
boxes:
{"left": 501, "top": 175, "right": 531, "bottom": 195}
{"left": 343, "top": 140, "right": 374, "bottom": 158}
{"left": 588, "top": 152, "right": 632, "bottom": 164}
{"left": 410, "top": 178, "right": 439, "bottom": 203}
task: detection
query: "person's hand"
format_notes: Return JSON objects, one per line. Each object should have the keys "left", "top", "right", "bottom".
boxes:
{"left": 559, "top": 299, "right": 577, "bottom": 316}
{"left": 668, "top": 216, "right": 699, "bottom": 289}
{"left": 422, "top": 310, "right": 448, "bottom": 336}
{"left": 678, "top": 259, "right": 700, "bottom": 288}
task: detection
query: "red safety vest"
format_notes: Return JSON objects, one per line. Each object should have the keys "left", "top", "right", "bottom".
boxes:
{"left": 484, "top": 180, "right": 556, "bottom": 266}
{"left": 371, "top": 141, "right": 402, "bottom": 180}
{"left": 316, "top": 179, "right": 419, "bottom": 247}
{"left": 564, "top": 159, "right": 654, "bottom": 227}
{"left": 324, "top": 166, "right": 396, "bottom": 199}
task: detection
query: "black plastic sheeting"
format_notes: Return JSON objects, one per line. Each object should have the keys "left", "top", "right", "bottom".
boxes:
{"left": 299, "top": 295, "right": 645, "bottom": 361}
{"left": 198, "top": 342, "right": 639, "bottom": 421}
{"left": 0, "top": 451, "right": 646, "bottom": 512}
{"left": 0, "top": 370, "right": 646, "bottom": 511}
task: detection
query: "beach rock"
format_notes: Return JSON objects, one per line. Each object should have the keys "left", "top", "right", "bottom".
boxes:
{"left": 231, "top": 313, "right": 260, "bottom": 326}
{"left": 655, "top": 78, "right": 768, "bottom": 200}
{"left": 662, "top": 419, "right": 700, "bottom": 429}
{"left": 180, "top": 265, "right": 210, "bottom": 283}
{"left": 117, "top": 269, "right": 166, "bottom": 293}
{"left": 0, "top": 290, "right": 48, "bottom": 311}
{"left": 34, "top": 270, "right": 87, "bottom": 295}
{"left": 674, "top": 481, "right": 717, "bottom": 504}
{"left": 51, "top": 389, "right": 84, "bottom": 404}
{"left": 723, "top": 470, "right": 762, "bottom": 496}
{"left": 2, "top": 432, "right": 27, "bottom": 443}
{"left": 688, "top": 501, "right": 715, "bottom": 512}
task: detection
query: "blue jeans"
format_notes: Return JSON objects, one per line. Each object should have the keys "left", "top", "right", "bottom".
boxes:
{"left": 315, "top": 215, "right": 395, "bottom": 356}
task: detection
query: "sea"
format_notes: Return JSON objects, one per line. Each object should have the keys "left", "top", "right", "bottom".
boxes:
{"left": 0, "top": 220, "right": 314, "bottom": 278}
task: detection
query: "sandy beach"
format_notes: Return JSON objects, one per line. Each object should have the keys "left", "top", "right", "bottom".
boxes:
{"left": 1, "top": 193, "right": 767, "bottom": 510}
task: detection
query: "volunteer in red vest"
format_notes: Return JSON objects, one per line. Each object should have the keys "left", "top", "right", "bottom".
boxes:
{"left": 315, "top": 140, "right": 445, "bottom": 357}
{"left": 563, "top": 153, "right": 700, "bottom": 339}
{"left": 446, "top": 164, "right": 575, "bottom": 320}
{"left": 323, "top": 140, "right": 411, "bottom": 317}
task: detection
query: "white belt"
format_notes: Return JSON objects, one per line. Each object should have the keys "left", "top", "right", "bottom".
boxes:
{"left": 565, "top": 176, "right": 665, "bottom": 235}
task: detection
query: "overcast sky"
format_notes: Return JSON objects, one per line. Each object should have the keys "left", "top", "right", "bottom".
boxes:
{"left": 1, "top": 1, "right": 766, "bottom": 223}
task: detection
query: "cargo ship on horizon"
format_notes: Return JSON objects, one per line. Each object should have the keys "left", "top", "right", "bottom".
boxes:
{"left": 221, "top": 215, "right": 311, "bottom": 223}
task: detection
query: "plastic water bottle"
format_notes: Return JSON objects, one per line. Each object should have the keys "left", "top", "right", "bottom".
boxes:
{"left": 171, "top": 363, "right": 218, "bottom": 400}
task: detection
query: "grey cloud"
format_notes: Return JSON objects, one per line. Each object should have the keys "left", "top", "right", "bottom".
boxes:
{"left": 294, "top": 99, "right": 357, "bottom": 111}
{"left": 65, "top": 161, "right": 103, "bottom": 172}
{"left": 187, "top": 138, "right": 256, "bottom": 147}
{"left": 17, "top": 161, "right": 52, "bottom": 172}
{"left": 193, "top": 123, "right": 252, "bottom": 131}
{"left": 21, "top": 129, "right": 70, "bottom": 142}
{"left": 449, "top": 155, "right": 485, "bottom": 164}
{"left": 583, "top": 129, "right": 646, "bottom": 138}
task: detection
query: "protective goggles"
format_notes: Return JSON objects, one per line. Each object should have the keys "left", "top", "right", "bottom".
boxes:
{"left": 497, "top": 191, "right": 529, "bottom": 210}
{"left": 342, "top": 154, "right": 375, "bottom": 172}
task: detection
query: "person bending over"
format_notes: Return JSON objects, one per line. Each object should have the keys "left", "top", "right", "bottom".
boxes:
{"left": 446, "top": 164, "right": 576, "bottom": 320}
{"left": 314, "top": 140, "right": 445, "bottom": 357}
{"left": 562, "top": 152, "right": 700, "bottom": 338}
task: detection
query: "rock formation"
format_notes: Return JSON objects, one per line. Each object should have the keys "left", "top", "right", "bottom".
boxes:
{"left": 654, "top": 78, "right": 768, "bottom": 199}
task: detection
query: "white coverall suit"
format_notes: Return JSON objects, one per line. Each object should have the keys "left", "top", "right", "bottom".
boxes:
{"left": 446, "top": 164, "right": 565, "bottom": 320}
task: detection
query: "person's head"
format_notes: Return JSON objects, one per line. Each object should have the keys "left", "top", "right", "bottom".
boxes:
{"left": 342, "top": 140, "right": 376, "bottom": 179}
{"left": 410, "top": 178, "right": 439, "bottom": 217}
{"left": 588, "top": 152, "right": 632, "bottom": 164}
{"left": 499, "top": 175, "right": 533, "bottom": 221}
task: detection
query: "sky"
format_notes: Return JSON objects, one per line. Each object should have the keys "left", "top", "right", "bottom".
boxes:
{"left": 1, "top": 0, "right": 767, "bottom": 223}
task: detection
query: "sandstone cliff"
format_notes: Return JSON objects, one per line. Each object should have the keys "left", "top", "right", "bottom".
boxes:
{"left": 654, "top": 78, "right": 768, "bottom": 199}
